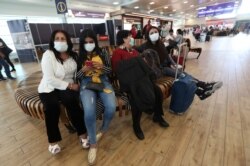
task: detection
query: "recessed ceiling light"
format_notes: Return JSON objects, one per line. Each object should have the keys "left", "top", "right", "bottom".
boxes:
{"left": 235, "top": 1, "right": 239, "bottom": 3}
{"left": 160, "top": 12, "right": 164, "bottom": 14}
{"left": 164, "top": 6, "right": 168, "bottom": 9}
{"left": 180, "top": 12, "right": 184, "bottom": 14}
{"left": 149, "top": 10, "right": 154, "bottom": 12}
{"left": 149, "top": 2, "right": 155, "bottom": 5}
{"left": 173, "top": 9, "right": 176, "bottom": 12}
{"left": 113, "top": 2, "right": 119, "bottom": 5}
{"left": 134, "top": 6, "right": 139, "bottom": 9}
{"left": 190, "top": 5, "right": 194, "bottom": 7}
{"left": 169, "top": 14, "right": 173, "bottom": 16}
{"left": 184, "top": 1, "right": 188, "bottom": 4}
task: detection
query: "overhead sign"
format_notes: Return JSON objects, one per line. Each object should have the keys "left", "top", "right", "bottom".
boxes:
{"left": 197, "top": 2, "right": 235, "bottom": 18}
{"left": 71, "top": 10, "right": 105, "bottom": 18}
{"left": 55, "top": 0, "right": 68, "bottom": 14}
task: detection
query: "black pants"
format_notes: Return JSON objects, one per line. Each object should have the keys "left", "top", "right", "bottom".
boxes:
{"left": 4, "top": 54, "right": 15, "bottom": 70}
{"left": 129, "top": 84, "right": 164, "bottom": 126}
{"left": 39, "top": 89, "right": 86, "bottom": 143}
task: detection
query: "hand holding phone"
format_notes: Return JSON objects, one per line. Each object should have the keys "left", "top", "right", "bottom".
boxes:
{"left": 85, "top": 61, "right": 93, "bottom": 67}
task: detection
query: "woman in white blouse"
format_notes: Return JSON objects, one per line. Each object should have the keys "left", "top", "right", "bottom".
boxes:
{"left": 38, "top": 30, "right": 88, "bottom": 154}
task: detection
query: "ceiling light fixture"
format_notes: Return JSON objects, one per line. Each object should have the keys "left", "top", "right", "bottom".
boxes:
{"left": 113, "top": 2, "right": 119, "bottom": 5}
{"left": 134, "top": 6, "right": 139, "bottom": 9}
{"left": 173, "top": 9, "right": 176, "bottom": 12}
{"left": 190, "top": 5, "right": 194, "bottom": 7}
{"left": 149, "top": 2, "right": 155, "bottom": 5}
{"left": 149, "top": 10, "right": 154, "bottom": 12}
{"left": 164, "top": 6, "right": 168, "bottom": 9}
{"left": 184, "top": 1, "right": 188, "bottom": 4}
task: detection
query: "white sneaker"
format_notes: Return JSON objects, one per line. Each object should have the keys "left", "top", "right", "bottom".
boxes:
{"left": 96, "top": 133, "right": 103, "bottom": 142}
{"left": 48, "top": 144, "right": 61, "bottom": 155}
{"left": 88, "top": 147, "right": 97, "bottom": 165}
{"left": 80, "top": 137, "right": 90, "bottom": 149}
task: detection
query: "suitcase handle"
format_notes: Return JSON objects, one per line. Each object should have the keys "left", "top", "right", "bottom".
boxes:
{"left": 174, "top": 42, "right": 188, "bottom": 79}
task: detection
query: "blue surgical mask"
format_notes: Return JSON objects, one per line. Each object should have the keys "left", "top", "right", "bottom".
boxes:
{"left": 130, "top": 38, "right": 135, "bottom": 46}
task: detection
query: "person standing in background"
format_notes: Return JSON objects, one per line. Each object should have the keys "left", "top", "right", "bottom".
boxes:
{"left": 0, "top": 38, "right": 16, "bottom": 72}
{"left": 130, "top": 24, "right": 137, "bottom": 39}
{"left": 0, "top": 50, "right": 16, "bottom": 80}
{"left": 142, "top": 20, "right": 152, "bottom": 39}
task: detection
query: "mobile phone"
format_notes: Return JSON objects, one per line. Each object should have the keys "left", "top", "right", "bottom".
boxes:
{"left": 85, "top": 61, "right": 93, "bottom": 67}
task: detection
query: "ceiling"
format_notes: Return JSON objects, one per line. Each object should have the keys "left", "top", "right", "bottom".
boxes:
{"left": 0, "top": 0, "right": 242, "bottom": 19}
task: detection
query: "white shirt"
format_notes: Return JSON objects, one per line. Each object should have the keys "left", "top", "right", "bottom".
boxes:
{"left": 38, "top": 50, "right": 77, "bottom": 93}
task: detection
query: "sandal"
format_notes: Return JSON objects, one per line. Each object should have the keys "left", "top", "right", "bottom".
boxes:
{"left": 96, "top": 132, "right": 103, "bottom": 142}
{"left": 48, "top": 144, "right": 61, "bottom": 155}
{"left": 80, "top": 137, "right": 90, "bottom": 149}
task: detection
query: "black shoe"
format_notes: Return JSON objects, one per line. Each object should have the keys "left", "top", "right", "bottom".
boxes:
{"left": 199, "top": 81, "right": 223, "bottom": 94}
{"left": 0, "top": 77, "right": 7, "bottom": 81}
{"left": 133, "top": 124, "right": 144, "bottom": 140}
{"left": 198, "top": 81, "right": 223, "bottom": 100}
{"left": 10, "top": 69, "right": 16, "bottom": 72}
{"left": 8, "top": 76, "right": 16, "bottom": 80}
{"left": 153, "top": 115, "right": 170, "bottom": 128}
{"left": 198, "top": 92, "right": 212, "bottom": 100}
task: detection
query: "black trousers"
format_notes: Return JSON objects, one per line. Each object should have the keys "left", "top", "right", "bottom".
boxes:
{"left": 4, "top": 54, "right": 15, "bottom": 70}
{"left": 39, "top": 89, "right": 86, "bottom": 143}
{"left": 129, "top": 84, "right": 164, "bottom": 126}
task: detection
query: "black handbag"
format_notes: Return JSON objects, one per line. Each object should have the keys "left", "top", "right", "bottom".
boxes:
{"left": 85, "top": 82, "right": 104, "bottom": 91}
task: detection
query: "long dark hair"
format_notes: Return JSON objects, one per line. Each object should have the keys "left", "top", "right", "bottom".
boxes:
{"left": 49, "top": 30, "right": 77, "bottom": 64}
{"left": 79, "top": 29, "right": 101, "bottom": 62}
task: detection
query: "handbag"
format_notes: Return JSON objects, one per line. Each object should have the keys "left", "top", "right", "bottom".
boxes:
{"left": 85, "top": 82, "right": 104, "bottom": 91}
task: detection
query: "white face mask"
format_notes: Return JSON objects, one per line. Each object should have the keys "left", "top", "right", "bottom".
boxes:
{"left": 54, "top": 41, "right": 68, "bottom": 52}
{"left": 84, "top": 43, "right": 95, "bottom": 52}
{"left": 149, "top": 33, "right": 159, "bottom": 42}
{"left": 130, "top": 38, "right": 135, "bottom": 46}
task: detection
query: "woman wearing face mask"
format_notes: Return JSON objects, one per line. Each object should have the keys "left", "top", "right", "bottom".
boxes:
{"left": 112, "top": 30, "right": 169, "bottom": 141}
{"left": 137, "top": 27, "right": 223, "bottom": 100}
{"left": 77, "top": 29, "right": 116, "bottom": 165}
{"left": 38, "top": 30, "right": 88, "bottom": 155}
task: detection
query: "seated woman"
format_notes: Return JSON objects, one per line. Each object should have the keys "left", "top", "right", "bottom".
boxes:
{"left": 38, "top": 30, "right": 88, "bottom": 155}
{"left": 77, "top": 29, "right": 116, "bottom": 165}
{"left": 111, "top": 30, "right": 169, "bottom": 141}
{"left": 136, "top": 26, "right": 223, "bottom": 100}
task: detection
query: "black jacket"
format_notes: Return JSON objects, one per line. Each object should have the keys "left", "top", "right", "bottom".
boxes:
{"left": 116, "top": 56, "right": 155, "bottom": 111}
{"left": 0, "top": 38, "right": 12, "bottom": 56}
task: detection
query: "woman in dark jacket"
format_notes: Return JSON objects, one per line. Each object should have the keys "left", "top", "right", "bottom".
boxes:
{"left": 112, "top": 30, "right": 169, "bottom": 140}
{"left": 137, "top": 26, "right": 223, "bottom": 100}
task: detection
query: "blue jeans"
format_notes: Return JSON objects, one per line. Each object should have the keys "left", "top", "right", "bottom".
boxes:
{"left": 80, "top": 76, "right": 116, "bottom": 145}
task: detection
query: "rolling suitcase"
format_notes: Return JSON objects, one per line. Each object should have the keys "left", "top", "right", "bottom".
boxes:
{"left": 169, "top": 43, "right": 197, "bottom": 115}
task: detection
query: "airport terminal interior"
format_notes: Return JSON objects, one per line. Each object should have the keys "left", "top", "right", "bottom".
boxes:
{"left": 0, "top": 0, "right": 250, "bottom": 165}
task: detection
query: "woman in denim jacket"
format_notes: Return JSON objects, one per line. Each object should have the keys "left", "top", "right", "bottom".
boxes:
{"left": 76, "top": 29, "right": 116, "bottom": 165}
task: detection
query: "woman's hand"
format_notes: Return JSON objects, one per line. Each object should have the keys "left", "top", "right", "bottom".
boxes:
{"left": 68, "top": 83, "right": 79, "bottom": 91}
{"left": 82, "top": 65, "right": 93, "bottom": 73}
{"left": 92, "top": 61, "right": 103, "bottom": 69}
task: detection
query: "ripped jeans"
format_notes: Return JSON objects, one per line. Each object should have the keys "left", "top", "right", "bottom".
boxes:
{"left": 79, "top": 75, "right": 116, "bottom": 145}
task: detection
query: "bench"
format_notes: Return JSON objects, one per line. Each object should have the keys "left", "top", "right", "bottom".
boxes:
{"left": 14, "top": 47, "right": 174, "bottom": 125}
